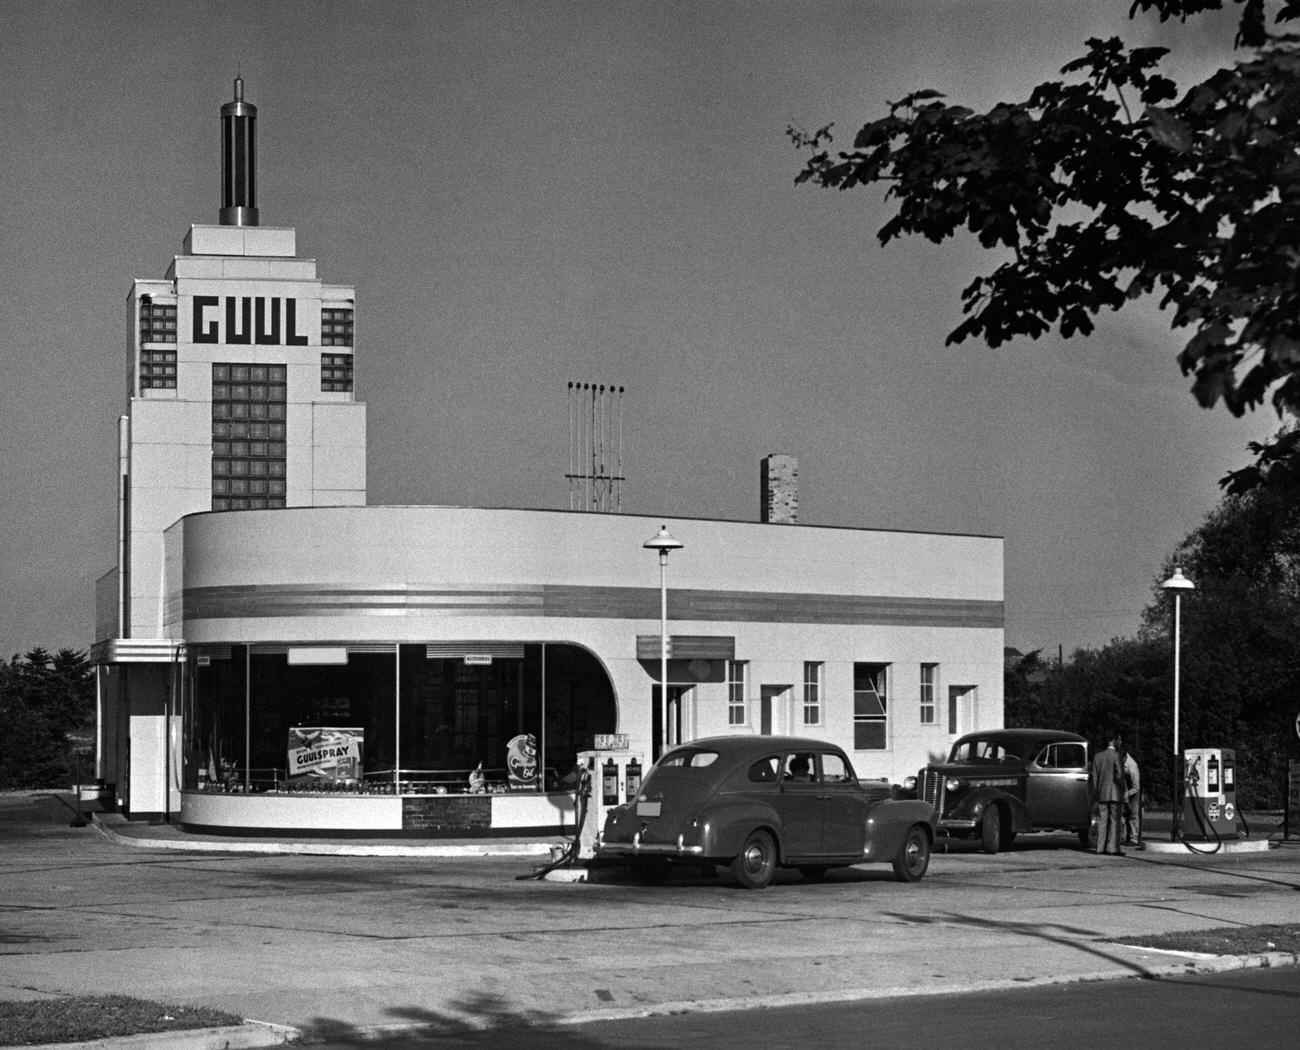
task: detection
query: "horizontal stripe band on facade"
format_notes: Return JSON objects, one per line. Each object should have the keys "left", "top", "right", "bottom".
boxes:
{"left": 181, "top": 583, "right": 1004, "bottom": 629}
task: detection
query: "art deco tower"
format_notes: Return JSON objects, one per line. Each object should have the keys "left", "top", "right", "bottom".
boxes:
{"left": 95, "top": 80, "right": 367, "bottom": 813}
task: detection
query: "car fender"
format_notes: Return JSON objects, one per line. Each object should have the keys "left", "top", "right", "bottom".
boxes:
{"left": 692, "top": 795, "right": 783, "bottom": 859}
{"left": 947, "top": 787, "right": 1031, "bottom": 831}
{"left": 861, "top": 799, "right": 936, "bottom": 861}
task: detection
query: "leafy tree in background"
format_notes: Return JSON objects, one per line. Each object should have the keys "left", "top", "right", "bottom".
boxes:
{"left": 1008, "top": 476, "right": 1300, "bottom": 808}
{"left": 0, "top": 649, "right": 95, "bottom": 789}
{"left": 1141, "top": 479, "right": 1300, "bottom": 807}
{"left": 791, "top": 0, "right": 1300, "bottom": 491}
{"left": 1007, "top": 638, "right": 1175, "bottom": 797}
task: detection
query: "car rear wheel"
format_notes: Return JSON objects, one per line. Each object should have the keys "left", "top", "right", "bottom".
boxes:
{"left": 980, "top": 806, "right": 1002, "bottom": 854}
{"left": 730, "top": 829, "right": 777, "bottom": 889}
{"left": 891, "top": 825, "right": 931, "bottom": 882}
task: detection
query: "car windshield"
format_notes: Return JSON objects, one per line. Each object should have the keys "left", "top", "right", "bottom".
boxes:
{"left": 949, "top": 738, "right": 1021, "bottom": 763}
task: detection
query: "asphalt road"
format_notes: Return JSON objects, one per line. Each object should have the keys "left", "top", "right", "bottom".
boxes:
{"left": 2, "top": 793, "right": 1298, "bottom": 1043}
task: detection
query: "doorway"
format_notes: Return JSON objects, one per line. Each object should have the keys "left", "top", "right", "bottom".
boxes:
{"left": 651, "top": 685, "right": 689, "bottom": 758}
{"left": 948, "top": 685, "right": 978, "bottom": 736}
{"left": 759, "top": 684, "right": 789, "bottom": 736}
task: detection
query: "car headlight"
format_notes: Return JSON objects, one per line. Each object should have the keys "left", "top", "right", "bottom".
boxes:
{"left": 945, "top": 777, "right": 964, "bottom": 792}
{"left": 902, "top": 776, "right": 917, "bottom": 791}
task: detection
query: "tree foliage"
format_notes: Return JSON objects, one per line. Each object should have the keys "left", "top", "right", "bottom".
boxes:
{"left": 0, "top": 648, "right": 95, "bottom": 789}
{"left": 1143, "top": 478, "right": 1300, "bottom": 806}
{"left": 791, "top": 0, "right": 1300, "bottom": 491}
{"left": 1006, "top": 638, "right": 1176, "bottom": 799}
{"left": 1009, "top": 476, "right": 1300, "bottom": 808}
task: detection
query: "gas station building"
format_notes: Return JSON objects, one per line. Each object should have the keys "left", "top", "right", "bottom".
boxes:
{"left": 90, "top": 81, "right": 1005, "bottom": 836}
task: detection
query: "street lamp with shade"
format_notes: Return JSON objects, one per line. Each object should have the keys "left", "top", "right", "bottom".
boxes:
{"left": 1161, "top": 565, "right": 1195, "bottom": 841}
{"left": 643, "top": 525, "right": 683, "bottom": 759}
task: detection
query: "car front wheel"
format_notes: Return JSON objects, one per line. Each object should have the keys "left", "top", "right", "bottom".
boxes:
{"left": 891, "top": 825, "right": 931, "bottom": 882}
{"left": 730, "top": 829, "right": 777, "bottom": 889}
{"left": 980, "top": 806, "right": 1002, "bottom": 854}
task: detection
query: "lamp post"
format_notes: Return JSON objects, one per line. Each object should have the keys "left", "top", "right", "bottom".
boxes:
{"left": 643, "top": 525, "right": 683, "bottom": 759}
{"left": 1161, "top": 565, "right": 1195, "bottom": 841}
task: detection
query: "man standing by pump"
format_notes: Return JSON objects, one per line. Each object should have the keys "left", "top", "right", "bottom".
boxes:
{"left": 1090, "top": 732, "right": 1126, "bottom": 856}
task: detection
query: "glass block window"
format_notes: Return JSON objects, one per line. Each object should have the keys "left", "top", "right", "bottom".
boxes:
{"left": 321, "top": 353, "right": 354, "bottom": 392}
{"left": 853, "top": 662, "right": 889, "bottom": 750}
{"left": 920, "top": 663, "right": 939, "bottom": 725}
{"left": 139, "top": 299, "right": 177, "bottom": 343}
{"left": 802, "top": 662, "right": 822, "bottom": 726}
{"left": 321, "top": 307, "right": 354, "bottom": 346}
{"left": 727, "top": 660, "right": 748, "bottom": 726}
{"left": 212, "top": 363, "right": 287, "bottom": 511}
{"left": 140, "top": 348, "right": 177, "bottom": 390}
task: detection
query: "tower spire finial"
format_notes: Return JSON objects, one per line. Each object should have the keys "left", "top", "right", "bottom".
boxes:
{"left": 219, "top": 75, "right": 258, "bottom": 226}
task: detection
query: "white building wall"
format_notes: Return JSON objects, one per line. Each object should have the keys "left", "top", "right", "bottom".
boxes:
{"left": 168, "top": 506, "right": 1004, "bottom": 783}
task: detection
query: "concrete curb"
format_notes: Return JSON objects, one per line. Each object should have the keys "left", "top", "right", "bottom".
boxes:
{"left": 534, "top": 949, "right": 1300, "bottom": 1027}
{"left": 90, "top": 815, "right": 557, "bottom": 858}
{"left": 273, "top": 950, "right": 1300, "bottom": 1038}
{"left": 0, "top": 1019, "right": 298, "bottom": 1050}
{"left": 1139, "top": 837, "right": 1274, "bottom": 855}
{"left": 10, "top": 952, "right": 1295, "bottom": 1047}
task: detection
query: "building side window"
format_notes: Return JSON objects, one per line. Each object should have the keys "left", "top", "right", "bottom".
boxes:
{"left": 212, "top": 363, "right": 287, "bottom": 511}
{"left": 920, "top": 663, "right": 938, "bottom": 725}
{"left": 853, "top": 662, "right": 889, "bottom": 750}
{"left": 727, "top": 660, "right": 748, "bottom": 726}
{"left": 321, "top": 353, "right": 354, "bottom": 392}
{"left": 140, "top": 348, "right": 178, "bottom": 390}
{"left": 321, "top": 307, "right": 354, "bottom": 346}
{"left": 802, "top": 661, "right": 822, "bottom": 726}
{"left": 139, "top": 299, "right": 178, "bottom": 344}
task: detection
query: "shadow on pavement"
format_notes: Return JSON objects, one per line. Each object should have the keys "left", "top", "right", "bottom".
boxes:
{"left": 299, "top": 990, "right": 641, "bottom": 1048}
{"left": 879, "top": 909, "right": 1154, "bottom": 976}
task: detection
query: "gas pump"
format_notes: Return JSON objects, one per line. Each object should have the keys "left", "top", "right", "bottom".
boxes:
{"left": 575, "top": 748, "right": 644, "bottom": 860}
{"left": 1182, "top": 747, "right": 1239, "bottom": 841}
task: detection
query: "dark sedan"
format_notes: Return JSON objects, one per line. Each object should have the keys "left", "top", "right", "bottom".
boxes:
{"left": 597, "top": 735, "right": 937, "bottom": 889}
{"left": 909, "top": 728, "right": 1094, "bottom": 853}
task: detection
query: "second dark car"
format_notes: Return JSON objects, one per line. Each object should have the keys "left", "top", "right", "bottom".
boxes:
{"left": 597, "top": 735, "right": 937, "bottom": 888}
{"left": 908, "top": 728, "right": 1093, "bottom": 853}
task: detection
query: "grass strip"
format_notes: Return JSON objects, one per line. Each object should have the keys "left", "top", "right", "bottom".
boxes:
{"left": 0, "top": 994, "right": 244, "bottom": 1046}
{"left": 1121, "top": 922, "right": 1300, "bottom": 956}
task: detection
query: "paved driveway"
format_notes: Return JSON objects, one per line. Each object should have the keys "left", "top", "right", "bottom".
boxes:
{"left": 2, "top": 793, "right": 1297, "bottom": 1040}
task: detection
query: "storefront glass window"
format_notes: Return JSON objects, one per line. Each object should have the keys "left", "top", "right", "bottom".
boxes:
{"left": 249, "top": 649, "right": 395, "bottom": 792}
{"left": 188, "top": 645, "right": 247, "bottom": 791}
{"left": 186, "top": 641, "right": 616, "bottom": 796}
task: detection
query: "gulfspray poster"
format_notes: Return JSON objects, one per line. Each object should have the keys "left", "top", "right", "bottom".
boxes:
{"left": 288, "top": 726, "right": 364, "bottom": 783}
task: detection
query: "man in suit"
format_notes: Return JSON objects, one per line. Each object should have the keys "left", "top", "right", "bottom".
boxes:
{"left": 1090, "top": 733, "right": 1125, "bottom": 855}
{"left": 1122, "top": 749, "right": 1141, "bottom": 846}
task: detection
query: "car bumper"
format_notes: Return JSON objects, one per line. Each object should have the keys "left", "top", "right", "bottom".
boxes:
{"left": 595, "top": 830, "right": 705, "bottom": 858}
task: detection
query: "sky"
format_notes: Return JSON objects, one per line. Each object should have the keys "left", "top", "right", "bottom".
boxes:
{"left": 0, "top": 0, "right": 1271, "bottom": 662}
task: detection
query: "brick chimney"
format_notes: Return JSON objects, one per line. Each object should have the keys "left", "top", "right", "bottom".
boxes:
{"left": 760, "top": 454, "right": 798, "bottom": 524}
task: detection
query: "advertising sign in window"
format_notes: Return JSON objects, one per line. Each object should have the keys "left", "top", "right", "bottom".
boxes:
{"left": 506, "top": 733, "right": 538, "bottom": 788}
{"left": 288, "top": 726, "right": 364, "bottom": 784}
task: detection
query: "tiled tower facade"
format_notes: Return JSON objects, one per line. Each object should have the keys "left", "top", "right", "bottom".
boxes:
{"left": 107, "top": 79, "right": 366, "bottom": 643}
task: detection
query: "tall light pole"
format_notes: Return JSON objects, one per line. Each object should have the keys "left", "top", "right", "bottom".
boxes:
{"left": 1161, "top": 565, "right": 1195, "bottom": 841}
{"left": 644, "top": 525, "right": 683, "bottom": 759}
